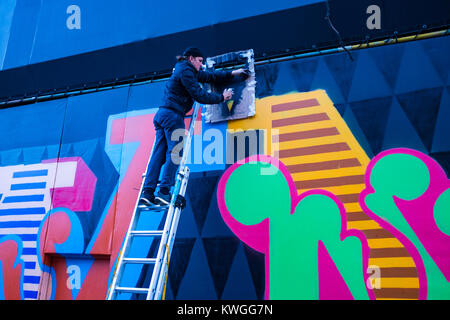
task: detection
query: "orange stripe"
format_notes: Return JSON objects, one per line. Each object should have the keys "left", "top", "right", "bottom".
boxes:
{"left": 363, "top": 229, "right": 394, "bottom": 239}
{"left": 272, "top": 113, "right": 329, "bottom": 127}
{"left": 373, "top": 288, "right": 419, "bottom": 299}
{"left": 271, "top": 98, "right": 320, "bottom": 112}
{"left": 286, "top": 158, "right": 361, "bottom": 173}
{"left": 279, "top": 142, "right": 350, "bottom": 158}
{"left": 276, "top": 127, "right": 340, "bottom": 142}
{"left": 370, "top": 248, "right": 412, "bottom": 258}
{"left": 336, "top": 193, "right": 360, "bottom": 203}
{"left": 295, "top": 175, "right": 365, "bottom": 189}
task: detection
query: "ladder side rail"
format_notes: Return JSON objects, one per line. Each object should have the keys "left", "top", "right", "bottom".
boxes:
{"left": 107, "top": 106, "right": 169, "bottom": 300}
{"left": 154, "top": 167, "right": 190, "bottom": 300}
{"left": 106, "top": 172, "right": 147, "bottom": 300}
{"left": 146, "top": 103, "right": 201, "bottom": 299}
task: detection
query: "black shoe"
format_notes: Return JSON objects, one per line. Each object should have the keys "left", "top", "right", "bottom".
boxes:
{"left": 139, "top": 189, "right": 157, "bottom": 207}
{"left": 155, "top": 190, "right": 171, "bottom": 205}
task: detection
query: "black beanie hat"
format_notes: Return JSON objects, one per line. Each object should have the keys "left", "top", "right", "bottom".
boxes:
{"left": 183, "top": 47, "right": 204, "bottom": 58}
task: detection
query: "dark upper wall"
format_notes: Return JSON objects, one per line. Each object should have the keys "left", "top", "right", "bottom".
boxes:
{"left": 0, "top": 0, "right": 449, "bottom": 103}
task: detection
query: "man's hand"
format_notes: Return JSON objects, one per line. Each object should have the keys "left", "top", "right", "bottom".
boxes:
{"left": 223, "top": 88, "right": 234, "bottom": 101}
{"left": 232, "top": 68, "right": 251, "bottom": 79}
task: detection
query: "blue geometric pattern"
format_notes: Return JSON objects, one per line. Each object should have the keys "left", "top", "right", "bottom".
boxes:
{"left": 166, "top": 35, "right": 450, "bottom": 300}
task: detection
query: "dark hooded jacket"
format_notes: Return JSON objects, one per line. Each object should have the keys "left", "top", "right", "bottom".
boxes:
{"left": 160, "top": 60, "right": 233, "bottom": 116}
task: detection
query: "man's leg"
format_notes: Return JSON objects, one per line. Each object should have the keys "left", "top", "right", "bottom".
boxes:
{"left": 140, "top": 114, "right": 167, "bottom": 205}
{"left": 155, "top": 113, "right": 185, "bottom": 204}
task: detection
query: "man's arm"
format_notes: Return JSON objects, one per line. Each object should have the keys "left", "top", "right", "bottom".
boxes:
{"left": 197, "top": 69, "right": 233, "bottom": 84}
{"left": 198, "top": 68, "right": 250, "bottom": 84}
{"left": 181, "top": 68, "right": 225, "bottom": 104}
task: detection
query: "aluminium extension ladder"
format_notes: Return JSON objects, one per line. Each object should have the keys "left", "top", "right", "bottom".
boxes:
{"left": 106, "top": 102, "right": 201, "bottom": 300}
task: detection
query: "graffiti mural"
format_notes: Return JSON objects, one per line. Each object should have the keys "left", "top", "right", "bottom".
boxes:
{"left": 217, "top": 154, "right": 374, "bottom": 300}
{"left": 0, "top": 35, "right": 449, "bottom": 299}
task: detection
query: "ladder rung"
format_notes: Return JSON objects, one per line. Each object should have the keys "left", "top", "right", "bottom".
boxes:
{"left": 123, "top": 258, "right": 157, "bottom": 264}
{"left": 138, "top": 205, "right": 169, "bottom": 212}
{"left": 115, "top": 286, "right": 149, "bottom": 294}
{"left": 130, "top": 230, "right": 164, "bottom": 237}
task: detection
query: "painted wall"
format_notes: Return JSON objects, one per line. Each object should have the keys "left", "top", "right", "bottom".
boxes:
{"left": 0, "top": 0, "right": 323, "bottom": 70}
{"left": 0, "top": 35, "right": 449, "bottom": 300}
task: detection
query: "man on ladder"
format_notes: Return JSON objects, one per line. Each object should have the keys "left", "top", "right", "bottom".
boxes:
{"left": 139, "top": 46, "right": 250, "bottom": 207}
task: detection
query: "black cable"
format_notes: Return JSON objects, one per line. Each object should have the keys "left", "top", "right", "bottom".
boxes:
{"left": 324, "top": 0, "right": 354, "bottom": 61}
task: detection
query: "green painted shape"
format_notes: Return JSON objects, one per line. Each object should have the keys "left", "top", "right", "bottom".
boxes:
{"left": 270, "top": 194, "right": 369, "bottom": 299}
{"left": 224, "top": 161, "right": 291, "bottom": 226}
{"left": 364, "top": 153, "right": 450, "bottom": 299}
{"left": 434, "top": 188, "right": 450, "bottom": 236}
{"left": 224, "top": 161, "right": 369, "bottom": 299}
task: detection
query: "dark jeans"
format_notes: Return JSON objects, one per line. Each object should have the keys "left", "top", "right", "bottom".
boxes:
{"left": 144, "top": 108, "right": 185, "bottom": 192}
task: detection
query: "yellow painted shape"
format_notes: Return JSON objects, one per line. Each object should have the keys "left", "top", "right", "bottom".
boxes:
{"left": 369, "top": 257, "right": 417, "bottom": 268}
{"left": 272, "top": 120, "right": 334, "bottom": 134}
{"left": 291, "top": 166, "right": 366, "bottom": 181}
{"left": 377, "top": 298, "right": 417, "bottom": 301}
{"left": 300, "top": 184, "right": 366, "bottom": 196}
{"left": 278, "top": 151, "right": 360, "bottom": 164}
{"left": 368, "top": 238, "right": 405, "bottom": 249}
{"left": 278, "top": 135, "right": 350, "bottom": 150}
{"left": 378, "top": 278, "right": 420, "bottom": 289}
{"left": 343, "top": 203, "right": 365, "bottom": 213}
{"left": 270, "top": 105, "right": 324, "bottom": 119}
{"left": 227, "top": 100, "right": 234, "bottom": 112}
{"left": 347, "top": 220, "right": 382, "bottom": 230}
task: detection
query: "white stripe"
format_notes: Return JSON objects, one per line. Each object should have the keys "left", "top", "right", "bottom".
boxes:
{"left": 0, "top": 214, "right": 45, "bottom": 222}
{"left": 20, "top": 254, "right": 37, "bottom": 262}
{"left": 23, "top": 283, "right": 39, "bottom": 291}
{"left": 10, "top": 176, "right": 49, "bottom": 184}
{"left": 21, "top": 255, "right": 39, "bottom": 262}
{"left": 0, "top": 227, "right": 39, "bottom": 234}
{"left": 0, "top": 202, "right": 49, "bottom": 210}
{"left": 3, "top": 187, "right": 48, "bottom": 195}
{"left": 24, "top": 269, "right": 42, "bottom": 276}
{"left": 22, "top": 241, "right": 37, "bottom": 248}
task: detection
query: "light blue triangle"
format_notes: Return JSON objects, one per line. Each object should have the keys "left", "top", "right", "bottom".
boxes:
{"left": 382, "top": 98, "right": 427, "bottom": 153}
{"left": 271, "top": 60, "right": 299, "bottom": 95}
{"left": 431, "top": 88, "right": 450, "bottom": 153}
{"left": 72, "top": 139, "right": 99, "bottom": 165}
{"left": 310, "top": 58, "right": 345, "bottom": 104}
{"left": 176, "top": 239, "right": 217, "bottom": 299}
{"left": 23, "top": 146, "right": 46, "bottom": 164}
{"left": 343, "top": 106, "right": 374, "bottom": 158}
{"left": 221, "top": 243, "right": 257, "bottom": 299}
{"left": 348, "top": 51, "right": 392, "bottom": 102}
{"left": 201, "top": 195, "right": 235, "bottom": 238}
{"left": 46, "top": 144, "right": 60, "bottom": 160}
{"left": 176, "top": 201, "right": 199, "bottom": 238}
{"left": 65, "top": 258, "right": 94, "bottom": 300}
{"left": 394, "top": 42, "right": 443, "bottom": 94}
{"left": 1, "top": 148, "right": 22, "bottom": 166}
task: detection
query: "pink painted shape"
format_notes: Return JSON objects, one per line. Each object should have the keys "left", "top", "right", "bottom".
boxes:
{"left": 40, "top": 211, "right": 71, "bottom": 255}
{"left": 217, "top": 155, "right": 374, "bottom": 300}
{"left": 360, "top": 148, "right": 433, "bottom": 300}
{"left": 185, "top": 105, "right": 202, "bottom": 135}
{"left": 301, "top": 189, "right": 374, "bottom": 300}
{"left": 394, "top": 150, "right": 450, "bottom": 282}
{"left": 318, "top": 240, "right": 354, "bottom": 300}
{"left": 43, "top": 157, "right": 97, "bottom": 212}
{"left": 0, "top": 239, "right": 23, "bottom": 300}
{"left": 217, "top": 155, "right": 292, "bottom": 299}
{"left": 89, "top": 113, "right": 157, "bottom": 258}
